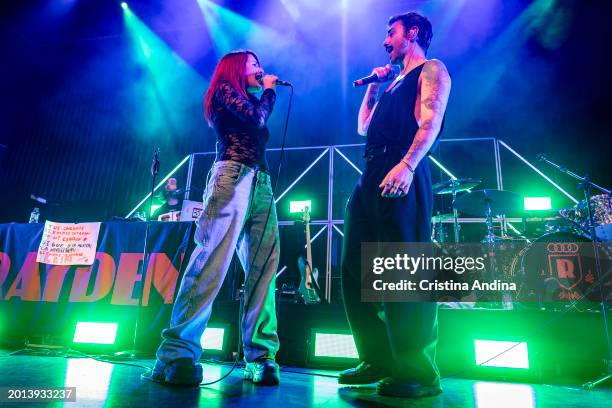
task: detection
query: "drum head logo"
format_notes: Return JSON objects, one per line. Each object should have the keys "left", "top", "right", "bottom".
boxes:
{"left": 546, "top": 241, "right": 582, "bottom": 291}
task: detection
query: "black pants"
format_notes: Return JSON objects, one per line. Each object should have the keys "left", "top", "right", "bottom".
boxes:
{"left": 341, "top": 151, "right": 439, "bottom": 385}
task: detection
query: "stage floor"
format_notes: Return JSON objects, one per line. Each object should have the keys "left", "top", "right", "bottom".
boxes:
{"left": 0, "top": 350, "right": 610, "bottom": 407}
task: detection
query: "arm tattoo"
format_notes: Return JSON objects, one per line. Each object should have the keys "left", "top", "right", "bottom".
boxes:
{"left": 365, "top": 85, "right": 378, "bottom": 109}
{"left": 366, "top": 93, "right": 377, "bottom": 109}
{"left": 404, "top": 60, "right": 451, "bottom": 167}
{"left": 421, "top": 61, "right": 447, "bottom": 121}
{"left": 358, "top": 84, "right": 380, "bottom": 135}
{"left": 420, "top": 119, "right": 434, "bottom": 131}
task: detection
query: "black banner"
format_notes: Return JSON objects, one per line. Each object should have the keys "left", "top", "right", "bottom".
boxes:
{"left": 0, "top": 221, "right": 194, "bottom": 350}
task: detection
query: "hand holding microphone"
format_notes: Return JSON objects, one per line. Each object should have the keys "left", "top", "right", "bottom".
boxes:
{"left": 262, "top": 74, "right": 292, "bottom": 90}
{"left": 262, "top": 74, "right": 278, "bottom": 90}
{"left": 353, "top": 64, "right": 397, "bottom": 87}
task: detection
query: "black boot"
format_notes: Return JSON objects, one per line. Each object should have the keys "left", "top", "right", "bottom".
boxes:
{"left": 141, "top": 358, "right": 203, "bottom": 387}
{"left": 377, "top": 377, "right": 442, "bottom": 398}
{"left": 338, "top": 362, "right": 389, "bottom": 385}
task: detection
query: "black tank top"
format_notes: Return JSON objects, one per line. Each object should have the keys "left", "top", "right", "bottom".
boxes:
{"left": 366, "top": 62, "right": 441, "bottom": 152}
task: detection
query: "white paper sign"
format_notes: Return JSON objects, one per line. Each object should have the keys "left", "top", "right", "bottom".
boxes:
{"left": 36, "top": 221, "right": 102, "bottom": 265}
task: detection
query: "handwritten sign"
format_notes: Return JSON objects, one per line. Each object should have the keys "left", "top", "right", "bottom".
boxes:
{"left": 36, "top": 222, "right": 101, "bottom": 265}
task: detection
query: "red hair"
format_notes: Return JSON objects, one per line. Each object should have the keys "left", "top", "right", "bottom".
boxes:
{"left": 204, "top": 50, "right": 260, "bottom": 126}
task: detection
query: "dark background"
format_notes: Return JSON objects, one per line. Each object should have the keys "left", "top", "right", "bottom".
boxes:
{"left": 1, "top": 0, "right": 610, "bottom": 222}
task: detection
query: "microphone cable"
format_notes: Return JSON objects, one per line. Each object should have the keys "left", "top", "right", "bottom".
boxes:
{"left": 200, "top": 84, "right": 294, "bottom": 387}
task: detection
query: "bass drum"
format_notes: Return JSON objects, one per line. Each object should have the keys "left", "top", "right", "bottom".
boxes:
{"left": 510, "top": 230, "right": 606, "bottom": 310}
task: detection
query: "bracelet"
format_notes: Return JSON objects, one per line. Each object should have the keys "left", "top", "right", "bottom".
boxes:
{"left": 401, "top": 159, "right": 415, "bottom": 173}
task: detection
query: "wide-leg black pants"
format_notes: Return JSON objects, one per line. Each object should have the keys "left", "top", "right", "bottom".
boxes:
{"left": 341, "top": 150, "right": 439, "bottom": 385}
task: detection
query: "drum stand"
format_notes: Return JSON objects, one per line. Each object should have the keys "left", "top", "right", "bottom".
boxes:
{"left": 436, "top": 177, "right": 483, "bottom": 243}
{"left": 483, "top": 200, "right": 497, "bottom": 244}
{"left": 450, "top": 180, "right": 461, "bottom": 243}
{"left": 538, "top": 154, "right": 611, "bottom": 389}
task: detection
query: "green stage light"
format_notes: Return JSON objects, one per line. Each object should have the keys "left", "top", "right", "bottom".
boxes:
{"left": 474, "top": 340, "right": 529, "bottom": 369}
{"left": 200, "top": 327, "right": 224, "bottom": 351}
{"left": 474, "top": 382, "right": 535, "bottom": 408}
{"left": 121, "top": 2, "right": 128, "bottom": 10}
{"left": 122, "top": 6, "right": 206, "bottom": 140}
{"left": 150, "top": 204, "right": 162, "bottom": 216}
{"left": 73, "top": 322, "right": 118, "bottom": 345}
{"left": 314, "top": 332, "right": 358, "bottom": 359}
{"left": 197, "top": 0, "right": 293, "bottom": 58}
{"left": 290, "top": 200, "right": 312, "bottom": 214}
{"left": 524, "top": 197, "right": 551, "bottom": 211}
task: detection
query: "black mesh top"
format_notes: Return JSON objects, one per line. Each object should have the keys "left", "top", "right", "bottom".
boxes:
{"left": 210, "top": 81, "right": 276, "bottom": 172}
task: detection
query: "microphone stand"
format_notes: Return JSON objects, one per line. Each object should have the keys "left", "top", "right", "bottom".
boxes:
{"left": 114, "top": 148, "right": 160, "bottom": 360}
{"left": 537, "top": 154, "right": 610, "bottom": 196}
{"left": 538, "top": 154, "right": 611, "bottom": 389}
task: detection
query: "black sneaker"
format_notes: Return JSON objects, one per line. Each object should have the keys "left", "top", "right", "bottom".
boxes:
{"left": 244, "top": 358, "right": 280, "bottom": 386}
{"left": 338, "top": 362, "right": 389, "bottom": 385}
{"left": 141, "top": 358, "right": 203, "bottom": 387}
{"left": 377, "top": 377, "right": 442, "bottom": 398}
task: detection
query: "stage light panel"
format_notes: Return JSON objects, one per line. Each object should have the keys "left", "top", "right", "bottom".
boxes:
{"left": 121, "top": 2, "right": 129, "bottom": 10}
{"left": 314, "top": 332, "right": 358, "bottom": 359}
{"left": 73, "top": 322, "right": 118, "bottom": 345}
{"left": 474, "top": 340, "right": 529, "bottom": 369}
{"left": 474, "top": 382, "right": 535, "bottom": 408}
{"left": 524, "top": 197, "right": 551, "bottom": 211}
{"left": 200, "top": 327, "right": 224, "bottom": 351}
{"left": 290, "top": 200, "right": 312, "bottom": 214}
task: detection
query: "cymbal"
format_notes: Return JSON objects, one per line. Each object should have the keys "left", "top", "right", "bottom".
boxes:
{"left": 453, "top": 189, "right": 523, "bottom": 217}
{"left": 432, "top": 178, "right": 481, "bottom": 195}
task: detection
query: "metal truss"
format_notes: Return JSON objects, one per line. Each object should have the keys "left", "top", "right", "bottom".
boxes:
{"left": 127, "top": 140, "right": 578, "bottom": 303}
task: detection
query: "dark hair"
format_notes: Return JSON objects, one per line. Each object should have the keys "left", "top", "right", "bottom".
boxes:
{"left": 388, "top": 12, "right": 433, "bottom": 53}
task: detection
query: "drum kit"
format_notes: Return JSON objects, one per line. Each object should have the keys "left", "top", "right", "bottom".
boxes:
{"left": 431, "top": 177, "right": 612, "bottom": 310}
{"left": 431, "top": 178, "right": 524, "bottom": 244}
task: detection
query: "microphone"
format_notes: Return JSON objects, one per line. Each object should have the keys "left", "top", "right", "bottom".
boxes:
{"left": 256, "top": 74, "right": 292, "bottom": 87}
{"left": 353, "top": 66, "right": 398, "bottom": 87}
{"left": 275, "top": 79, "right": 292, "bottom": 87}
